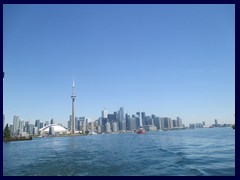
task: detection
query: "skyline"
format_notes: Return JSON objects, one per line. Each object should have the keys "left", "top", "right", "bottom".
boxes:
{"left": 3, "top": 4, "right": 235, "bottom": 126}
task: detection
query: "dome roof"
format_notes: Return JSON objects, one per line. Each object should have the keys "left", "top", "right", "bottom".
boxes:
{"left": 39, "top": 124, "right": 68, "bottom": 133}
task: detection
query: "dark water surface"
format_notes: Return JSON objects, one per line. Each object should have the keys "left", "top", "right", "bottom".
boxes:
{"left": 3, "top": 127, "right": 235, "bottom": 176}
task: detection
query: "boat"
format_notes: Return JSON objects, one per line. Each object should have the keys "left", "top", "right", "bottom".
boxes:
{"left": 88, "top": 130, "right": 97, "bottom": 135}
{"left": 136, "top": 128, "right": 146, "bottom": 134}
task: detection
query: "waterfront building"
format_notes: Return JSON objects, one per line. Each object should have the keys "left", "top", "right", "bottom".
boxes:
{"left": 40, "top": 122, "right": 44, "bottom": 129}
{"left": 35, "top": 119, "right": 40, "bottom": 129}
{"left": 119, "top": 121, "right": 126, "bottom": 131}
{"left": 82, "top": 120, "right": 86, "bottom": 134}
{"left": 28, "top": 124, "right": 34, "bottom": 135}
{"left": 130, "top": 117, "right": 137, "bottom": 131}
{"left": 68, "top": 119, "right": 71, "bottom": 130}
{"left": 172, "top": 120, "right": 177, "bottom": 128}
{"left": 136, "top": 112, "right": 143, "bottom": 127}
{"left": 162, "top": 117, "right": 172, "bottom": 130}
{"left": 19, "top": 120, "right": 25, "bottom": 134}
{"left": 215, "top": 119, "right": 218, "bottom": 125}
{"left": 33, "top": 127, "right": 39, "bottom": 135}
{"left": 145, "top": 116, "right": 154, "bottom": 125}
{"left": 154, "top": 117, "right": 162, "bottom": 130}
{"left": 126, "top": 113, "right": 131, "bottom": 130}
{"left": 71, "top": 79, "right": 76, "bottom": 134}
{"left": 118, "top": 107, "right": 125, "bottom": 130}
{"left": 189, "top": 124, "right": 196, "bottom": 129}
{"left": 141, "top": 112, "right": 146, "bottom": 125}
{"left": 75, "top": 117, "right": 79, "bottom": 130}
{"left": 177, "top": 117, "right": 183, "bottom": 128}
{"left": 97, "top": 125, "right": 102, "bottom": 133}
{"left": 24, "top": 121, "right": 29, "bottom": 133}
{"left": 112, "top": 122, "right": 118, "bottom": 132}
{"left": 106, "top": 122, "right": 111, "bottom": 133}
{"left": 13, "top": 115, "right": 20, "bottom": 135}
{"left": 90, "top": 121, "right": 94, "bottom": 131}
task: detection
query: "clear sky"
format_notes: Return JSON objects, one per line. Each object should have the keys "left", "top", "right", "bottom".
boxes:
{"left": 3, "top": 4, "right": 235, "bottom": 127}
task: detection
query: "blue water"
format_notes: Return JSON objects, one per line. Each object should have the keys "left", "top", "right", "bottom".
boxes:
{"left": 3, "top": 127, "right": 235, "bottom": 176}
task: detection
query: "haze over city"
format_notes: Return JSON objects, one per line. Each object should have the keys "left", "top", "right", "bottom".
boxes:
{"left": 3, "top": 4, "right": 235, "bottom": 127}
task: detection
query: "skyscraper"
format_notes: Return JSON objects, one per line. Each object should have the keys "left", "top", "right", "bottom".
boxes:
{"left": 102, "top": 109, "right": 108, "bottom": 119}
{"left": 71, "top": 79, "right": 76, "bottom": 134}
{"left": 50, "top": 118, "right": 54, "bottom": 124}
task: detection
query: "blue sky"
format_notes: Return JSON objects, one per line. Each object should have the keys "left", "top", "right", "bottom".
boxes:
{"left": 3, "top": 4, "right": 235, "bottom": 126}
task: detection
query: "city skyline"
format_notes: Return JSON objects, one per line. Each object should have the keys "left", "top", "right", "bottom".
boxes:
{"left": 3, "top": 4, "right": 235, "bottom": 126}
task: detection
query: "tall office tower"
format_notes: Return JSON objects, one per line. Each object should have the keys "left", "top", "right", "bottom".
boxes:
{"left": 25, "top": 121, "right": 29, "bottom": 133}
{"left": 50, "top": 118, "right": 54, "bottom": 124}
{"left": 177, "top": 117, "right": 183, "bottom": 128}
{"left": 28, "top": 124, "right": 34, "bottom": 135}
{"left": 82, "top": 120, "right": 86, "bottom": 134}
{"left": 131, "top": 117, "right": 137, "bottom": 130}
{"left": 136, "top": 112, "right": 143, "bottom": 127}
{"left": 90, "top": 121, "right": 94, "bottom": 131}
{"left": 154, "top": 117, "right": 162, "bottom": 130}
{"left": 35, "top": 119, "right": 40, "bottom": 128}
{"left": 118, "top": 107, "right": 125, "bottom": 131}
{"left": 19, "top": 120, "right": 25, "bottom": 134}
{"left": 106, "top": 122, "right": 111, "bottom": 133}
{"left": 113, "top": 112, "right": 118, "bottom": 122}
{"left": 13, "top": 115, "right": 20, "bottom": 135}
{"left": 108, "top": 114, "right": 115, "bottom": 123}
{"left": 202, "top": 121, "right": 206, "bottom": 126}
{"left": 68, "top": 120, "right": 71, "bottom": 130}
{"left": 112, "top": 122, "right": 118, "bottom": 132}
{"left": 97, "top": 125, "right": 102, "bottom": 133}
{"left": 71, "top": 78, "right": 76, "bottom": 134}
{"left": 98, "top": 117, "right": 102, "bottom": 126}
{"left": 141, "top": 112, "right": 146, "bottom": 125}
{"left": 102, "top": 109, "right": 108, "bottom": 119}
{"left": 162, "top": 117, "right": 172, "bottom": 130}
{"left": 172, "top": 120, "right": 177, "bottom": 128}
{"left": 75, "top": 117, "right": 79, "bottom": 130}
{"left": 33, "top": 127, "right": 39, "bottom": 135}
{"left": 40, "top": 122, "right": 44, "bottom": 129}
{"left": 77, "top": 119, "right": 82, "bottom": 131}
{"left": 145, "top": 116, "right": 154, "bottom": 125}
{"left": 214, "top": 119, "right": 218, "bottom": 125}
{"left": 126, "top": 113, "right": 131, "bottom": 130}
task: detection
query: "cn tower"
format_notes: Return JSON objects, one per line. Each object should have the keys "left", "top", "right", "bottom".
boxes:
{"left": 71, "top": 78, "right": 76, "bottom": 134}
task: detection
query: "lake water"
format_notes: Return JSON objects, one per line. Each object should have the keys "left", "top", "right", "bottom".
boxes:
{"left": 3, "top": 127, "right": 235, "bottom": 176}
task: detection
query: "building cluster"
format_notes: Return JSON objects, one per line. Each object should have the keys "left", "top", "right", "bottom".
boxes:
{"left": 5, "top": 115, "right": 63, "bottom": 137}
{"left": 189, "top": 119, "right": 232, "bottom": 129}
{"left": 68, "top": 107, "right": 184, "bottom": 134}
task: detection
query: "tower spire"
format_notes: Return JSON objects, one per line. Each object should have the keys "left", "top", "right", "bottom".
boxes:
{"left": 71, "top": 77, "right": 76, "bottom": 134}
{"left": 72, "top": 77, "right": 75, "bottom": 95}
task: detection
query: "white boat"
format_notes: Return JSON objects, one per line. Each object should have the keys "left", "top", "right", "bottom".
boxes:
{"left": 89, "top": 131, "right": 97, "bottom": 135}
